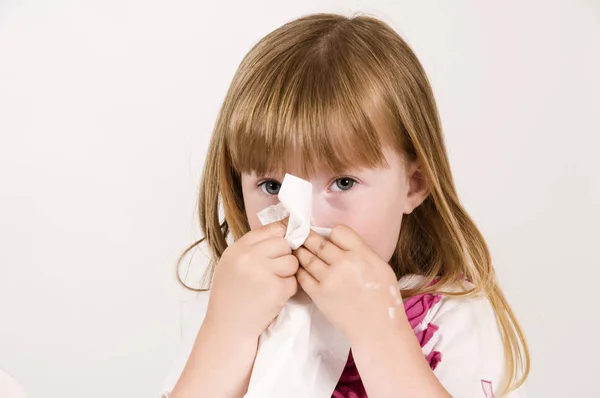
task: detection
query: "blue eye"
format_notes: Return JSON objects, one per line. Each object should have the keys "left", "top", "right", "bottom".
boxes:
{"left": 331, "top": 177, "right": 356, "bottom": 192}
{"left": 260, "top": 180, "right": 281, "bottom": 195}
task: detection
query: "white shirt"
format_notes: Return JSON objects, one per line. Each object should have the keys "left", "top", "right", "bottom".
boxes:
{"left": 160, "top": 276, "right": 528, "bottom": 397}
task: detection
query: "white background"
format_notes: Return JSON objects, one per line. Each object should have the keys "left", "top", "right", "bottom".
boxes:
{"left": 1, "top": 0, "right": 599, "bottom": 397}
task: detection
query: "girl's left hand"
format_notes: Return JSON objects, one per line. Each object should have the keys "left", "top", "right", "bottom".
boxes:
{"left": 293, "top": 225, "right": 408, "bottom": 344}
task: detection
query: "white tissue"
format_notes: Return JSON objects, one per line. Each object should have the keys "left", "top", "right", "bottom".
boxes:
{"left": 256, "top": 174, "right": 332, "bottom": 249}
{"left": 244, "top": 174, "right": 350, "bottom": 398}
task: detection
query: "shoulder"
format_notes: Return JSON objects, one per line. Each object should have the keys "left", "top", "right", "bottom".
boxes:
{"left": 399, "top": 275, "right": 528, "bottom": 398}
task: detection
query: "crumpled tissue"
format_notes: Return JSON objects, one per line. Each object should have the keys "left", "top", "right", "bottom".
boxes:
{"left": 243, "top": 173, "right": 350, "bottom": 398}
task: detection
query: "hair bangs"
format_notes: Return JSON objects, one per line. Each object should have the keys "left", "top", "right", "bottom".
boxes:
{"left": 226, "top": 58, "right": 393, "bottom": 178}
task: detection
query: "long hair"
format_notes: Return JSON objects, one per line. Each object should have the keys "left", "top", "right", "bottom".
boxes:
{"left": 176, "top": 12, "right": 530, "bottom": 396}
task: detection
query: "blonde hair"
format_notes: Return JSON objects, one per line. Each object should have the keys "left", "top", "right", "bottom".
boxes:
{"left": 176, "top": 12, "right": 529, "bottom": 396}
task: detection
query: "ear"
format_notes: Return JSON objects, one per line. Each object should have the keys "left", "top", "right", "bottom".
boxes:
{"left": 403, "top": 162, "right": 430, "bottom": 215}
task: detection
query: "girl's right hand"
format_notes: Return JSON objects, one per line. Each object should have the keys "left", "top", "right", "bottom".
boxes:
{"left": 202, "top": 219, "right": 298, "bottom": 340}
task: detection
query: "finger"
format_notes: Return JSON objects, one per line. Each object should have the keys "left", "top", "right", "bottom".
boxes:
{"left": 279, "top": 216, "right": 289, "bottom": 228}
{"left": 283, "top": 275, "right": 298, "bottom": 299}
{"left": 296, "top": 267, "right": 319, "bottom": 298}
{"left": 294, "top": 246, "right": 329, "bottom": 282}
{"left": 270, "top": 254, "right": 299, "bottom": 278}
{"left": 329, "top": 224, "right": 363, "bottom": 251}
{"left": 302, "top": 229, "right": 344, "bottom": 264}
{"left": 241, "top": 218, "right": 289, "bottom": 245}
{"left": 255, "top": 237, "right": 292, "bottom": 258}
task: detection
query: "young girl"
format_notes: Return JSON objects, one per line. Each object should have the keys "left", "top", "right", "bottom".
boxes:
{"left": 161, "top": 12, "right": 530, "bottom": 398}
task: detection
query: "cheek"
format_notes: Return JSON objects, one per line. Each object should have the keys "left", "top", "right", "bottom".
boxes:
{"left": 350, "top": 213, "right": 403, "bottom": 263}
{"left": 246, "top": 213, "right": 263, "bottom": 230}
{"left": 340, "top": 197, "right": 405, "bottom": 263}
{"left": 241, "top": 184, "right": 275, "bottom": 231}
{"left": 244, "top": 198, "right": 273, "bottom": 230}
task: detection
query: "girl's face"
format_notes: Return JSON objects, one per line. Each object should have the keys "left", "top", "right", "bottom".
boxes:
{"left": 240, "top": 147, "right": 429, "bottom": 263}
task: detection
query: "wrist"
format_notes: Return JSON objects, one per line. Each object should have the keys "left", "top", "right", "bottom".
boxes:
{"left": 347, "top": 306, "right": 413, "bottom": 349}
{"left": 200, "top": 315, "right": 261, "bottom": 346}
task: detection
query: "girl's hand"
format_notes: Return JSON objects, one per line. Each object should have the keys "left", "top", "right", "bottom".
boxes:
{"left": 203, "top": 219, "right": 299, "bottom": 340}
{"left": 293, "top": 225, "right": 406, "bottom": 344}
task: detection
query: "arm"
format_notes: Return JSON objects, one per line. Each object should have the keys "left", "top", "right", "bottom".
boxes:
{"left": 169, "top": 319, "right": 258, "bottom": 398}
{"left": 350, "top": 311, "right": 451, "bottom": 398}
{"left": 352, "top": 291, "right": 527, "bottom": 398}
{"left": 168, "top": 220, "right": 297, "bottom": 397}
{"left": 293, "top": 227, "right": 453, "bottom": 398}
